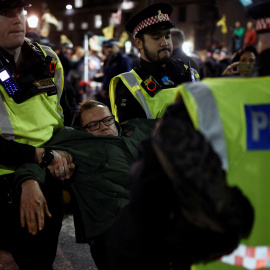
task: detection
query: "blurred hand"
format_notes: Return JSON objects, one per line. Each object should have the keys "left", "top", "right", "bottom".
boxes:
{"left": 20, "top": 180, "right": 51, "bottom": 235}
{"left": 47, "top": 150, "right": 75, "bottom": 181}
{"left": 222, "top": 62, "right": 240, "bottom": 76}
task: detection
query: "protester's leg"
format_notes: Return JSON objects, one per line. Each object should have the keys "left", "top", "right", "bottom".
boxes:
{"left": 9, "top": 174, "right": 63, "bottom": 270}
{"left": 105, "top": 139, "right": 180, "bottom": 270}
{"left": 88, "top": 234, "right": 112, "bottom": 270}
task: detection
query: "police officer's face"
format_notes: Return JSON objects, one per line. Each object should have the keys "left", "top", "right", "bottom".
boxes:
{"left": 136, "top": 29, "right": 172, "bottom": 65}
{"left": 0, "top": 7, "right": 26, "bottom": 52}
{"left": 81, "top": 105, "right": 119, "bottom": 137}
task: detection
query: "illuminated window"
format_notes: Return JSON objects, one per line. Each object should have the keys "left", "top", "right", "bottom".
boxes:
{"left": 95, "top": 15, "right": 102, "bottom": 29}
{"left": 69, "top": 22, "right": 75, "bottom": 31}
{"left": 75, "top": 0, "right": 83, "bottom": 8}
{"left": 81, "top": 22, "right": 88, "bottom": 30}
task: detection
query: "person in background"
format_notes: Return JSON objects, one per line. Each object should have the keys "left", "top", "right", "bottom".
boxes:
{"left": 203, "top": 48, "right": 220, "bottom": 78}
{"left": 232, "top": 21, "right": 245, "bottom": 52}
{"left": 244, "top": 21, "right": 257, "bottom": 46}
{"left": 222, "top": 45, "right": 258, "bottom": 76}
{"left": 0, "top": 0, "right": 74, "bottom": 269}
{"left": 127, "top": 46, "right": 140, "bottom": 68}
{"left": 110, "top": 3, "right": 199, "bottom": 124}
{"left": 171, "top": 28, "right": 200, "bottom": 73}
{"left": 95, "top": 38, "right": 132, "bottom": 110}
{"left": 217, "top": 48, "right": 232, "bottom": 76}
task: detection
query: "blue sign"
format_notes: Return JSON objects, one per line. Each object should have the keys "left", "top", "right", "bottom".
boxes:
{"left": 245, "top": 105, "right": 270, "bottom": 150}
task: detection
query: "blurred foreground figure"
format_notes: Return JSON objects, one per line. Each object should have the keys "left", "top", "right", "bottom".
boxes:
{"left": 178, "top": 0, "right": 270, "bottom": 269}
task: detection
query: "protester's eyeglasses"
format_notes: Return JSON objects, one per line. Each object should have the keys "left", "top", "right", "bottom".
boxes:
{"left": 83, "top": 115, "right": 115, "bottom": 131}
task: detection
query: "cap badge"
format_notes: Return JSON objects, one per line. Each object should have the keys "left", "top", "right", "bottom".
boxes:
{"left": 158, "top": 10, "right": 164, "bottom": 21}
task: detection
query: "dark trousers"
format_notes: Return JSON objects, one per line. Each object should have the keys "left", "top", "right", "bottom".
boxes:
{"left": 88, "top": 142, "right": 192, "bottom": 270}
{"left": 0, "top": 173, "right": 63, "bottom": 270}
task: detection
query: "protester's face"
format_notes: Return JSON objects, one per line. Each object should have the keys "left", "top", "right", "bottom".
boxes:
{"left": 0, "top": 7, "right": 26, "bottom": 51}
{"left": 240, "top": 51, "right": 256, "bottom": 65}
{"left": 136, "top": 29, "right": 173, "bottom": 65}
{"left": 81, "top": 106, "right": 119, "bottom": 136}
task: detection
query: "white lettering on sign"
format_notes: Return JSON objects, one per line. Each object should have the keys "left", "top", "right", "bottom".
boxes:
{"left": 251, "top": 111, "right": 269, "bottom": 141}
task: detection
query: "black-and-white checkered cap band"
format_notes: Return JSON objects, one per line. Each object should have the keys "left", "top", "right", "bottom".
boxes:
{"left": 256, "top": 17, "right": 270, "bottom": 32}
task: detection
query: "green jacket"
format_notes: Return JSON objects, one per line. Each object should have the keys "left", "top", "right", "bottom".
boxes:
{"left": 15, "top": 119, "right": 156, "bottom": 242}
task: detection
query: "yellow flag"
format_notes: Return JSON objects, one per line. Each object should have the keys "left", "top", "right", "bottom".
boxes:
{"left": 102, "top": 25, "right": 114, "bottom": 39}
{"left": 60, "top": 34, "right": 73, "bottom": 45}
{"left": 217, "top": 14, "right": 228, "bottom": 34}
{"left": 119, "top": 31, "right": 129, "bottom": 47}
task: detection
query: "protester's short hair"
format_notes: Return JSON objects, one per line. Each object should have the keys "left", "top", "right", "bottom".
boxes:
{"left": 73, "top": 99, "right": 108, "bottom": 127}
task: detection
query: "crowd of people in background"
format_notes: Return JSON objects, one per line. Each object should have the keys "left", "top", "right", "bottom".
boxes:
{"left": 25, "top": 22, "right": 258, "bottom": 115}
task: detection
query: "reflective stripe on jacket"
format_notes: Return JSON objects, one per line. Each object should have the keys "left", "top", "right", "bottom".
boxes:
{"left": 179, "top": 77, "right": 270, "bottom": 270}
{"left": 109, "top": 69, "right": 181, "bottom": 122}
{"left": 0, "top": 43, "right": 64, "bottom": 175}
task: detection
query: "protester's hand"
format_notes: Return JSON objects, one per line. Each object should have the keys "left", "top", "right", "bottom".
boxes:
{"left": 48, "top": 150, "right": 75, "bottom": 181}
{"left": 222, "top": 62, "right": 240, "bottom": 76}
{"left": 20, "top": 180, "right": 51, "bottom": 235}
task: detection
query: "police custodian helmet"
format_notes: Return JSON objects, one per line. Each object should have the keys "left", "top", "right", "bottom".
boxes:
{"left": 246, "top": 0, "right": 270, "bottom": 33}
{"left": 125, "top": 2, "right": 175, "bottom": 38}
{"left": 0, "top": 0, "right": 31, "bottom": 9}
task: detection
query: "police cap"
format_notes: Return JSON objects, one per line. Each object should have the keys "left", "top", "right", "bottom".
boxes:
{"left": 125, "top": 2, "right": 175, "bottom": 38}
{"left": 0, "top": 0, "right": 31, "bottom": 9}
{"left": 246, "top": 0, "right": 270, "bottom": 33}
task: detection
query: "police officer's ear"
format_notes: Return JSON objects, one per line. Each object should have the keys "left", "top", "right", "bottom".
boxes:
{"left": 134, "top": 38, "right": 143, "bottom": 51}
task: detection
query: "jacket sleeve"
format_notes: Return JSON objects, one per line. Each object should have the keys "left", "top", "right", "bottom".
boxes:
{"left": 0, "top": 136, "right": 36, "bottom": 166}
{"left": 14, "top": 163, "right": 46, "bottom": 193}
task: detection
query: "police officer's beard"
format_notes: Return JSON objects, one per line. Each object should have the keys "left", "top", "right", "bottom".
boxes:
{"left": 143, "top": 43, "right": 171, "bottom": 65}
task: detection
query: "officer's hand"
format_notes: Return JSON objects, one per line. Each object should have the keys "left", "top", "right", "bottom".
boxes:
{"left": 20, "top": 180, "right": 52, "bottom": 235}
{"left": 48, "top": 150, "right": 75, "bottom": 180}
